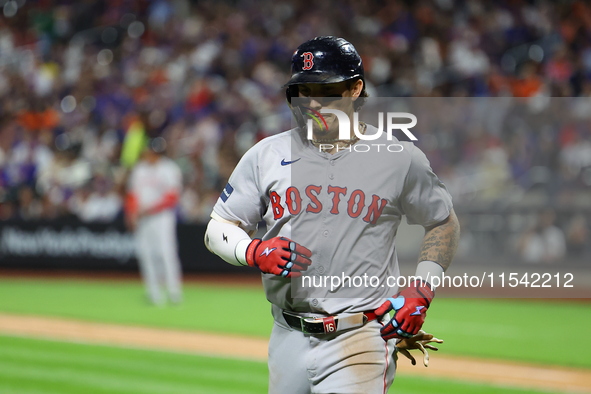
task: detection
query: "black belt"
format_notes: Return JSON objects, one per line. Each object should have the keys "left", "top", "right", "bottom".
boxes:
{"left": 282, "top": 310, "right": 378, "bottom": 334}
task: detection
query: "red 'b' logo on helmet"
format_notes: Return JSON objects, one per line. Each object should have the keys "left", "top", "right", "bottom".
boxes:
{"left": 302, "top": 52, "right": 314, "bottom": 70}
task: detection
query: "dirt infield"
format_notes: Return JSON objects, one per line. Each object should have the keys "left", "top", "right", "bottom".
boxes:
{"left": 1, "top": 313, "right": 590, "bottom": 393}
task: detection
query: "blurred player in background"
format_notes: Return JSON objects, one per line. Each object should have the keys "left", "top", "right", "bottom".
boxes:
{"left": 125, "top": 137, "right": 183, "bottom": 305}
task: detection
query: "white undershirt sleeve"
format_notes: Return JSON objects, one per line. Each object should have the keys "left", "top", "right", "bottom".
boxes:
{"left": 204, "top": 218, "right": 252, "bottom": 266}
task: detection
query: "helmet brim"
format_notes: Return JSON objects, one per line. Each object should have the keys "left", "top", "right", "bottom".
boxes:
{"left": 282, "top": 71, "right": 362, "bottom": 88}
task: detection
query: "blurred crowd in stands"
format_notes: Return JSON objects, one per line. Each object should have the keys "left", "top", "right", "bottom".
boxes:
{"left": 0, "top": 0, "right": 590, "bottom": 258}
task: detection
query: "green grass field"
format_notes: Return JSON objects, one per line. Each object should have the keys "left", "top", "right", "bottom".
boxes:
{"left": 0, "top": 278, "right": 273, "bottom": 337}
{"left": 0, "top": 336, "right": 559, "bottom": 394}
{"left": 0, "top": 277, "right": 589, "bottom": 393}
{"left": 0, "top": 335, "right": 268, "bottom": 394}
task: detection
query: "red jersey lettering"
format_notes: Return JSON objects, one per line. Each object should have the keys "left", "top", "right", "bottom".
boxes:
{"left": 305, "top": 185, "right": 323, "bottom": 213}
{"left": 363, "top": 194, "right": 388, "bottom": 225}
{"left": 347, "top": 189, "right": 365, "bottom": 218}
{"left": 270, "top": 191, "right": 284, "bottom": 220}
{"left": 285, "top": 186, "right": 302, "bottom": 215}
{"left": 327, "top": 186, "right": 347, "bottom": 215}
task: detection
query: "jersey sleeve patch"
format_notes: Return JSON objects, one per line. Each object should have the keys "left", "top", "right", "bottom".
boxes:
{"left": 220, "top": 183, "right": 234, "bottom": 202}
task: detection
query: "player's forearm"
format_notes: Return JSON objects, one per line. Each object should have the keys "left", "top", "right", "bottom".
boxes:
{"left": 204, "top": 218, "right": 251, "bottom": 266}
{"left": 144, "top": 191, "right": 179, "bottom": 215}
{"left": 124, "top": 193, "right": 139, "bottom": 217}
{"left": 417, "top": 209, "right": 460, "bottom": 271}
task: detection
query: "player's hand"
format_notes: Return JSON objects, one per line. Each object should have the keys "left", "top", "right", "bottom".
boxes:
{"left": 396, "top": 330, "right": 443, "bottom": 367}
{"left": 245, "top": 237, "right": 312, "bottom": 278}
{"left": 375, "top": 280, "right": 434, "bottom": 340}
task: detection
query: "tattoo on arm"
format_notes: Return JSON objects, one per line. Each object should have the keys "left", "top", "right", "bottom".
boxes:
{"left": 418, "top": 209, "right": 460, "bottom": 270}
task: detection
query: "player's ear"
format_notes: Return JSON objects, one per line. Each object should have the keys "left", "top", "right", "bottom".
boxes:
{"left": 350, "top": 79, "right": 363, "bottom": 99}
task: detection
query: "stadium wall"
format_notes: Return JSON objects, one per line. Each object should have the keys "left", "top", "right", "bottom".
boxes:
{"left": 0, "top": 219, "right": 238, "bottom": 273}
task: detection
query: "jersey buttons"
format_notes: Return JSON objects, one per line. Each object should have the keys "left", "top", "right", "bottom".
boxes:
{"left": 330, "top": 160, "right": 335, "bottom": 166}
{"left": 329, "top": 173, "right": 334, "bottom": 180}
{"left": 317, "top": 265, "right": 325, "bottom": 274}
{"left": 311, "top": 299, "right": 319, "bottom": 306}
{"left": 323, "top": 230, "right": 329, "bottom": 237}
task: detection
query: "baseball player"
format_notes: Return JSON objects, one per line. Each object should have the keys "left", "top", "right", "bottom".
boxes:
{"left": 205, "top": 36, "right": 460, "bottom": 393}
{"left": 125, "top": 137, "right": 184, "bottom": 305}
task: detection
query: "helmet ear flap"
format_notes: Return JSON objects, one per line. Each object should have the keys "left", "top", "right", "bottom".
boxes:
{"left": 285, "top": 85, "right": 298, "bottom": 104}
{"left": 290, "top": 104, "right": 307, "bottom": 130}
{"left": 286, "top": 85, "right": 307, "bottom": 130}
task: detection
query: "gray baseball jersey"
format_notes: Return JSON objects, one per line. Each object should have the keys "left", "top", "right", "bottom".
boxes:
{"left": 212, "top": 125, "right": 452, "bottom": 393}
{"left": 213, "top": 125, "right": 452, "bottom": 314}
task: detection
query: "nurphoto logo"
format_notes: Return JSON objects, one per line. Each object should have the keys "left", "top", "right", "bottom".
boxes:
{"left": 304, "top": 108, "right": 418, "bottom": 152}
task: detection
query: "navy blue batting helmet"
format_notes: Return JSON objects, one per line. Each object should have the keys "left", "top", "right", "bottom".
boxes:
{"left": 285, "top": 36, "right": 367, "bottom": 127}
{"left": 285, "top": 36, "right": 364, "bottom": 87}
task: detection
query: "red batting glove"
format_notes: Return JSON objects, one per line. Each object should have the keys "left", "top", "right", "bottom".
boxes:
{"left": 375, "top": 280, "right": 434, "bottom": 340}
{"left": 245, "top": 237, "right": 312, "bottom": 278}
